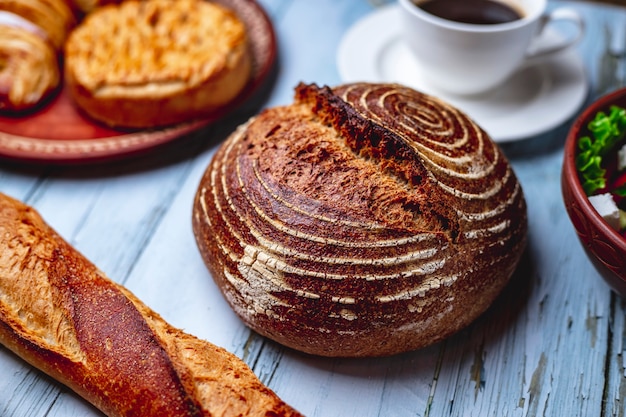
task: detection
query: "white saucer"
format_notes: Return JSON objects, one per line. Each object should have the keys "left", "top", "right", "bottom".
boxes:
{"left": 337, "top": 5, "right": 589, "bottom": 143}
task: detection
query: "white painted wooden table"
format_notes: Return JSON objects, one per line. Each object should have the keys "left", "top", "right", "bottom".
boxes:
{"left": 1, "top": 1, "right": 625, "bottom": 416}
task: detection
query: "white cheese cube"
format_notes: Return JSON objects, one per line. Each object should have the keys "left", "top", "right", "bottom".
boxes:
{"left": 589, "top": 193, "right": 621, "bottom": 231}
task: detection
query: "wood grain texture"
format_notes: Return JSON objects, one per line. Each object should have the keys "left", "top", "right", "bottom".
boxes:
{"left": 1, "top": 0, "right": 626, "bottom": 416}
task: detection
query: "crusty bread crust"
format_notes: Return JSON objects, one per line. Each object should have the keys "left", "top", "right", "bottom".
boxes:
{"left": 64, "top": 0, "right": 252, "bottom": 128}
{"left": 193, "top": 82, "right": 528, "bottom": 357}
{"left": 0, "top": 192, "right": 302, "bottom": 417}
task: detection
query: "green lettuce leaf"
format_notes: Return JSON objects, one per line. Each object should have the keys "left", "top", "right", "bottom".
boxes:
{"left": 577, "top": 105, "right": 626, "bottom": 195}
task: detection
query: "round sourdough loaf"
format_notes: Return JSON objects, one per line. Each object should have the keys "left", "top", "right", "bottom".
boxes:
{"left": 64, "top": 0, "right": 251, "bottom": 128}
{"left": 192, "top": 82, "right": 528, "bottom": 357}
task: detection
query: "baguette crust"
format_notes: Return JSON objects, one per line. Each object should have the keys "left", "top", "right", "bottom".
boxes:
{"left": 193, "top": 82, "right": 528, "bottom": 357}
{"left": 0, "top": 192, "right": 302, "bottom": 417}
{"left": 64, "top": 0, "right": 252, "bottom": 128}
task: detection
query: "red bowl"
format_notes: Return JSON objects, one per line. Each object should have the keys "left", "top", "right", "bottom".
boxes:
{"left": 562, "top": 88, "right": 626, "bottom": 296}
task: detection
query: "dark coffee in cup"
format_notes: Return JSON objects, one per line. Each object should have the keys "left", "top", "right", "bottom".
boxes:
{"left": 415, "top": 0, "right": 523, "bottom": 25}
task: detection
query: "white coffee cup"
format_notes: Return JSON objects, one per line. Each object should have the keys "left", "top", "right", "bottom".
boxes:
{"left": 398, "top": 0, "right": 584, "bottom": 96}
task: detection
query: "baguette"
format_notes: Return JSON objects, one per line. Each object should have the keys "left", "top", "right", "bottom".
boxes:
{"left": 0, "top": 192, "right": 302, "bottom": 417}
{"left": 69, "top": 0, "right": 121, "bottom": 14}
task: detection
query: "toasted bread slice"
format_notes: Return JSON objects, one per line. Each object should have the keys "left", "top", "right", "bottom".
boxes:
{"left": 65, "top": 0, "right": 252, "bottom": 128}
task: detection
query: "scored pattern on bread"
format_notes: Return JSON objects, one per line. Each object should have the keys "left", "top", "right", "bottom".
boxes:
{"left": 329, "top": 83, "right": 521, "bottom": 241}
{"left": 0, "top": 192, "right": 302, "bottom": 417}
{"left": 193, "top": 82, "right": 527, "bottom": 357}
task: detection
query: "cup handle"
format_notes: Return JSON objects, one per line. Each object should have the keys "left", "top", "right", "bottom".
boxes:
{"left": 525, "top": 7, "right": 585, "bottom": 60}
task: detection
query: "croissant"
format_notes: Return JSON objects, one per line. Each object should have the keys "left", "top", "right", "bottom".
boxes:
{"left": 0, "top": 0, "right": 76, "bottom": 112}
{"left": 193, "top": 82, "right": 528, "bottom": 357}
{"left": 0, "top": 192, "right": 302, "bottom": 417}
{"left": 0, "top": 17, "right": 60, "bottom": 112}
{"left": 0, "top": 0, "right": 76, "bottom": 50}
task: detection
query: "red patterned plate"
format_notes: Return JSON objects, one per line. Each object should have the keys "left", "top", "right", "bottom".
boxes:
{"left": 0, "top": 0, "right": 276, "bottom": 164}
